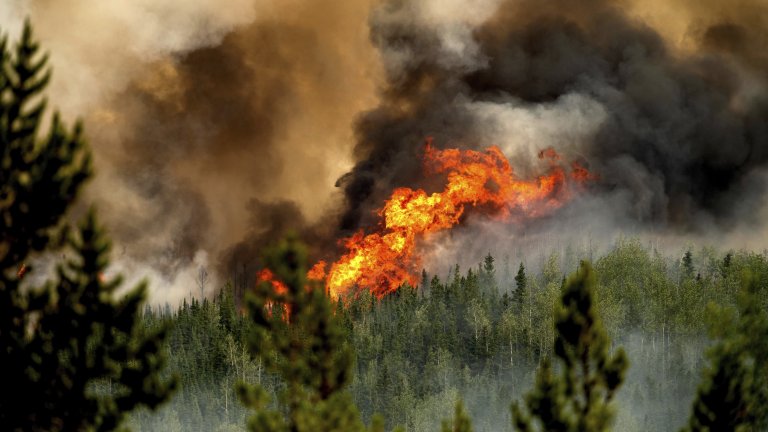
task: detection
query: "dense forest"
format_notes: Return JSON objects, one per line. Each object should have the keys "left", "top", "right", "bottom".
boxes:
{"left": 128, "top": 238, "right": 768, "bottom": 431}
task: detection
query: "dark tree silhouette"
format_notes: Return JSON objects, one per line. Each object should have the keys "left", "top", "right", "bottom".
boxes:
{"left": 0, "top": 21, "right": 175, "bottom": 432}
{"left": 685, "top": 274, "right": 768, "bottom": 432}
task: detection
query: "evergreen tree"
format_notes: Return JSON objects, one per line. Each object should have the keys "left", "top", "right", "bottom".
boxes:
{"left": 238, "top": 235, "right": 368, "bottom": 432}
{"left": 514, "top": 262, "right": 527, "bottom": 312}
{"left": 720, "top": 252, "right": 733, "bottom": 280}
{"left": 684, "top": 274, "right": 768, "bottom": 431}
{"left": 481, "top": 253, "right": 497, "bottom": 295}
{"left": 512, "top": 262, "right": 628, "bottom": 432}
{"left": 442, "top": 401, "right": 473, "bottom": 432}
{"left": 682, "top": 250, "right": 695, "bottom": 280}
{"left": 0, "top": 21, "right": 175, "bottom": 431}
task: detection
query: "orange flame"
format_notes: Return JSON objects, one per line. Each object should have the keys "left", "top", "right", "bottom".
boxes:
{"left": 307, "top": 261, "right": 327, "bottom": 283}
{"left": 257, "top": 268, "right": 288, "bottom": 295}
{"left": 17, "top": 263, "right": 27, "bottom": 280}
{"left": 319, "top": 139, "right": 593, "bottom": 299}
{"left": 256, "top": 268, "right": 291, "bottom": 319}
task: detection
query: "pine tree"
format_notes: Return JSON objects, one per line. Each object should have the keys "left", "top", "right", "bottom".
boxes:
{"left": 0, "top": 21, "right": 175, "bottom": 431}
{"left": 237, "top": 235, "right": 368, "bottom": 432}
{"left": 512, "top": 262, "right": 628, "bottom": 432}
{"left": 684, "top": 274, "right": 768, "bottom": 431}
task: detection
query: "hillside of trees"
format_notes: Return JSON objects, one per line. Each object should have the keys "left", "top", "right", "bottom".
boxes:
{"left": 128, "top": 238, "right": 768, "bottom": 431}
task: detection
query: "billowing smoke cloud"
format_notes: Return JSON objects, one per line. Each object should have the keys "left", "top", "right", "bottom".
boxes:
{"left": 349, "top": 0, "right": 766, "bottom": 221}
{"left": 3, "top": 0, "right": 768, "bottom": 303}
{"left": 340, "top": 0, "right": 768, "bottom": 265}
{"left": 0, "top": 0, "right": 380, "bottom": 304}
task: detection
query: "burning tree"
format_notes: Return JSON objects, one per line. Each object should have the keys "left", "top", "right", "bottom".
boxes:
{"left": 238, "top": 235, "right": 375, "bottom": 432}
{"left": 0, "top": 21, "right": 175, "bottom": 431}
{"left": 319, "top": 139, "right": 594, "bottom": 300}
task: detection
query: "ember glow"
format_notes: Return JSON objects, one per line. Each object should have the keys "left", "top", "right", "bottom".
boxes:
{"left": 256, "top": 268, "right": 290, "bottom": 319}
{"left": 256, "top": 268, "right": 288, "bottom": 295}
{"left": 312, "top": 140, "right": 594, "bottom": 299}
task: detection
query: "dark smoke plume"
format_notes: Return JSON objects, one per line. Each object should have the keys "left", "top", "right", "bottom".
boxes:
{"left": 341, "top": 0, "right": 768, "bottom": 236}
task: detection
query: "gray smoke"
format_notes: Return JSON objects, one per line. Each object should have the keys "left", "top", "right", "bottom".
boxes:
{"left": 342, "top": 0, "right": 768, "bottom": 239}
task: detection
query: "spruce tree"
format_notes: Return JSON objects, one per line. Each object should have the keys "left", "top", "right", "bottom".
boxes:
{"left": 442, "top": 401, "right": 473, "bottom": 432}
{"left": 512, "top": 262, "right": 628, "bottom": 432}
{"left": 514, "top": 262, "right": 527, "bottom": 312}
{"left": 481, "top": 253, "right": 497, "bottom": 295}
{"left": 682, "top": 250, "right": 695, "bottom": 280}
{"left": 684, "top": 274, "right": 768, "bottom": 431}
{"left": 238, "top": 235, "right": 369, "bottom": 432}
{"left": 0, "top": 21, "right": 175, "bottom": 431}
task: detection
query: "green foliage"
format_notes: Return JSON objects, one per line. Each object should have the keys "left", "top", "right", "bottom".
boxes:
{"left": 481, "top": 253, "right": 498, "bottom": 296}
{"left": 441, "top": 401, "right": 473, "bottom": 432}
{"left": 0, "top": 21, "right": 174, "bottom": 431}
{"left": 237, "top": 235, "right": 366, "bottom": 432}
{"left": 133, "top": 240, "right": 768, "bottom": 431}
{"left": 684, "top": 274, "right": 768, "bottom": 432}
{"left": 512, "top": 262, "right": 628, "bottom": 432}
{"left": 0, "top": 20, "right": 90, "bottom": 271}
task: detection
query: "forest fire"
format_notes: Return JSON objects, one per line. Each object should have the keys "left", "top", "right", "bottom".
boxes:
{"left": 256, "top": 268, "right": 288, "bottom": 295}
{"left": 256, "top": 268, "right": 291, "bottom": 319}
{"left": 309, "top": 140, "right": 594, "bottom": 299}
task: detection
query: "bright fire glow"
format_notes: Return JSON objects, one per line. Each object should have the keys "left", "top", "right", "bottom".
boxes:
{"left": 257, "top": 140, "right": 594, "bottom": 301}
{"left": 314, "top": 139, "right": 594, "bottom": 299}
{"left": 256, "top": 268, "right": 291, "bottom": 319}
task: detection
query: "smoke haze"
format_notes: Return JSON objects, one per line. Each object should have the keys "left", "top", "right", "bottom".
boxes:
{"left": 2, "top": 0, "right": 768, "bottom": 303}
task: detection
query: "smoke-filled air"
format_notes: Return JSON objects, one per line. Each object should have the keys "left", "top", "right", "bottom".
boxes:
{"left": 1, "top": 0, "right": 767, "bottom": 431}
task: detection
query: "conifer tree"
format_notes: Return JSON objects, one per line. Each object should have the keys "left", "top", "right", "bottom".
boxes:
{"left": 682, "top": 250, "right": 695, "bottom": 280}
{"left": 481, "top": 253, "right": 497, "bottom": 295}
{"left": 238, "top": 235, "right": 368, "bottom": 432}
{"left": 0, "top": 21, "right": 175, "bottom": 431}
{"left": 684, "top": 274, "right": 768, "bottom": 431}
{"left": 514, "top": 262, "right": 527, "bottom": 312}
{"left": 442, "top": 401, "right": 473, "bottom": 432}
{"left": 512, "top": 262, "right": 628, "bottom": 432}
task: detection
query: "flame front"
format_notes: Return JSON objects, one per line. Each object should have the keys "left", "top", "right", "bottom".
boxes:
{"left": 317, "top": 140, "right": 594, "bottom": 299}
